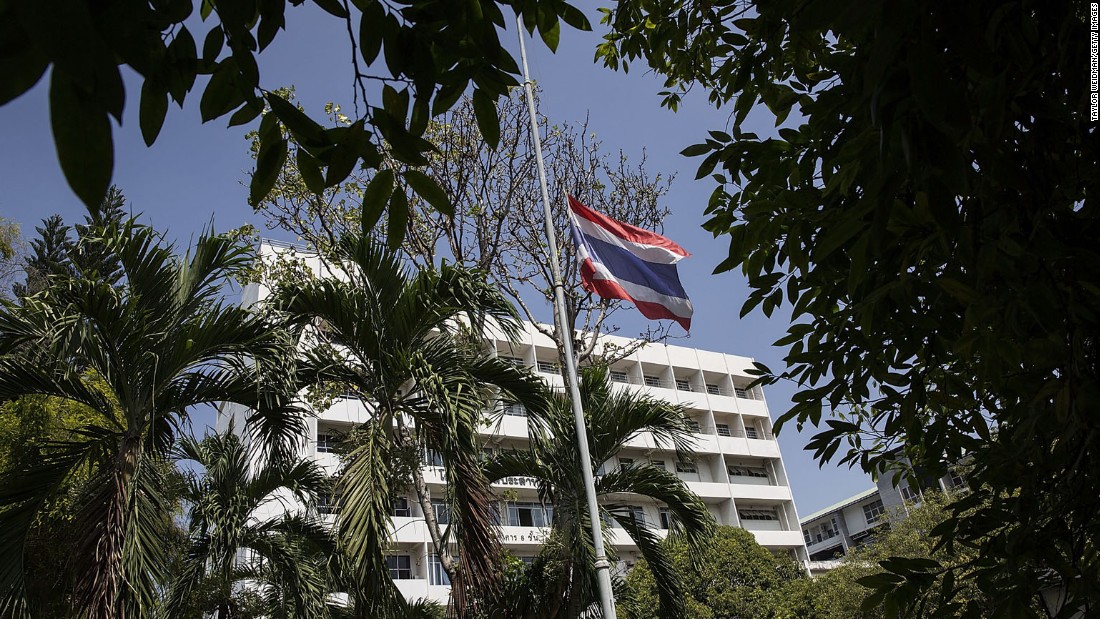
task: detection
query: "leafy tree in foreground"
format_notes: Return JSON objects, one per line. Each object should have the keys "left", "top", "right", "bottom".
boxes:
{"left": 268, "top": 234, "right": 550, "bottom": 617}
{"left": 599, "top": 0, "right": 1099, "bottom": 615}
{"left": 0, "top": 216, "right": 300, "bottom": 618}
{"left": 481, "top": 366, "right": 712, "bottom": 618}
{"left": 167, "top": 430, "right": 332, "bottom": 619}
{"left": 620, "top": 526, "right": 803, "bottom": 619}
{"left": 0, "top": 0, "right": 591, "bottom": 249}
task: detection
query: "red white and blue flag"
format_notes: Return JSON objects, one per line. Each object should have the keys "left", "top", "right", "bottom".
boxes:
{"left": 567, "top": 195, "right": 693, "bottom": 331}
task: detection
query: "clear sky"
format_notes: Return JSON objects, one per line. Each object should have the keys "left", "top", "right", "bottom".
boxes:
{"left": 0, "top": 5, "right": 872, "bottom": 516}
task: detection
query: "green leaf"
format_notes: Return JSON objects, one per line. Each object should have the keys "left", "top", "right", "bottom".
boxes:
{"left": 559, "top": 3, "right": 592, "bottom": 31}
{"left": 680, "top": 143, "right": 712, "bottom": 157}
{"left": 404, "top": 170, "right": 453, "bottom": 217}
{"left": 251, "top": 133, "right": 288, "bottom": 206}
{"left": 50, "top": 72, "right": 112, "bottom": 209}
{"left": 227, "top": 98, "right": 263, "bottom": 127}
{"left": 312, "top": 0, "right": 349, "bottom": 18}
{"left": 0, "top": 26, "right": 48, "bottom": 105}
{"left": 387, "top": 189, "right": 409, "bottom": 250}
{"left": 361, "top": 169, "right": 394, "bottom": 234}
{"left": 139, "top": 81, "right": 169, "bottom": 146}
{"left": 358, "top": 3, "right": 386, "bottom": 65}
{"left": 200, "top": 59, "right": 241, "bottom": 122}
{"left": 472, "top": 89, "right": 500, "bottom": 149}
{"left": 297, "top": 148, "right": 325, "bottom": 194}
{"left": 202, "top": 25, "right": 224, "bottom": 62}
{"left": 539, "top": 19, "right": 561, "bottom": 52}
{"left": 324, "top": 141, "right": 358, "bottom": 187}
{"left": 265, "top": 91, "right": 327, "bottom": 147}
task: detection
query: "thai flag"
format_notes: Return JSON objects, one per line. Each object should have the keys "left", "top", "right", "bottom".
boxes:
{"left": 567, "top": 195, "right": 693, "bottom": 331}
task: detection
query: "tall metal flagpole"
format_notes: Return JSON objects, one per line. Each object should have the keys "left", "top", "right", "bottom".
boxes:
{"left": 516, "top": 17, "right": 618, "bottom": 619}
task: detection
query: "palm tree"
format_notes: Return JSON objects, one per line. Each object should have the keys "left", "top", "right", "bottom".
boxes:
{"left": 0, "top": 218, "right": 300, "bottom": 618}
{"left": 480, "top": 366, "right": 713, "bottom": 619}
{"left": 268, "top": 235, "right": 549, "bottom": 617}
{"left": 167, "top": 429, "right": 333, "bottom": 619}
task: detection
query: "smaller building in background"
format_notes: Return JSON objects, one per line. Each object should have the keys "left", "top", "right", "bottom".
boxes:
{"left": 799, "top": 452, "right": 968, "bottom": 572}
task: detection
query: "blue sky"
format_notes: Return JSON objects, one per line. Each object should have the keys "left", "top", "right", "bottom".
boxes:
{"left": 0, "top": 5, "right": 871, "bottom": 515}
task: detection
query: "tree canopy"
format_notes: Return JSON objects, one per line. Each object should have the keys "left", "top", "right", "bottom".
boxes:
{"left": 599, "top": 0, "right": 1099, "bottom": 615}
{"left": 620, "top": 525, "right": 803, "bottom": 619}
{"left": 0, "top": 0, "right": 592, "bottom": 250}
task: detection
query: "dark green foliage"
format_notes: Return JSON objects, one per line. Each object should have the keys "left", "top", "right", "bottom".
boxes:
{"left": 599, "top": 0, "right": 1098, "bottom": 615}
{"left": 620, "top": 526, "right": 804, "bottom": 619}
{"left": 0, "top": 210, "right": 300, "bottom": 618}
{"left": 269, "top": 235, "right": 551, "bottom": 617}
{"left": 13, "top": 186, "right": 128, "bottom": 299}
{"left": 0, "top": 0, "right": 591, "bottom": 248}
{"left": 478, "top": 366, "right": 713, "bottom": 618}
{"left": 12, "top": 215, "right": 72, "bottom": 299}
{"left": 168, "top": 430, "right": 333, "bottom": 619}
{"left": 72, "top": 186, "right": 127, "bottom": 286}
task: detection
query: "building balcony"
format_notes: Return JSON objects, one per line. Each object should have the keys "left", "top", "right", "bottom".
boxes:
{"left": 737, "top": 399, "right": 769, "bottom": 417}
{"left": 745, "top": 438, "right": 781, "bottom": 458}
{"left": 747, "top": 529, "right": 806, "bottom": 548}
{"left": 690, "top": 433, "right": 720, "bottom": 454}
{"left": 728, "top": 483, "right": 792, "bottom": 501}
{"left": 805, "top": 534, "right": 844, "bottom": 556}
{"left": 393, "top": 579, "right": 432, "bottom": 602}
{"left": 390, "top": 517, "right": 432, "bottom": 543}
{"left": 318, "top": 396, "right": 373, "bottom": 423}
{"left": 706, "top": 393, "right": 739, "bottom": 413}
{"left": 716, "top": 434, "right": 751, "bottom": 456}
{"left": 481, "top": 414, "right": 529, "bottom": 440}
{"left": 685, "top": 480, "right": 733, "bottom": 500}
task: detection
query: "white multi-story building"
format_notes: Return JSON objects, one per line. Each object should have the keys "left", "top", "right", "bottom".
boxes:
{"left": 219, "top": 241, "right": 809, "bottom": 604}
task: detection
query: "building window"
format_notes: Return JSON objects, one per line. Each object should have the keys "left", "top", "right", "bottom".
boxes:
{"left": 716, "top": 424, "right": 731, "bottom": 437}
{"left": 949, "top": 470, "right": 965, "bottom": 489}
{"left": 705, "top": 383, "right": 721, "bottom": 395}
{"left": 675, "top": 378, "right": 690, "bottom": 391}
{"left": 502, "top": 401, "right": 527, "bottom": 417}
{"left": 738, "top": 507, "right": 778, "bottom": 521}
{"left": 658, "top": 507, "right": 672, "bottom": 530}
{"left": 900, "top": 484, "right": 920, "bottom": 502}
{"left": 650, "top": 459, "right": 665, "bottom": 470}
{"left": 499, "top": 355, "right": 525, "bottom": 367}
{"left": 675, "top": 460, "right": 697, "bottom": 474}
{"left": 387, "top": 555, "right": 413, "bottom": 580}
{"left": 392, "top": 497, "right": 411, "bottom": 518}
{"left": 428, "top": 554, "right": 451, "bottom": 586}
{"left": 424, "top": 448, "right": 444, "bottom": 467}
{"left": 618, "top": 457, "right": 634, "bottom": 470}
{"left": 506, "top": 502, "right": 552, "bottom": 527}
{"left": 536, "top": 360, "right": 560, "bottom": 374}
{"left": 863, "top": 499, "right": 885, "bottom": 524}
{"left": 687, "top": 420, "right": 701, "bottom": 433}
{"left": 803, "top": 529, "right": 812, "bottom": 545}
{"left": 745, "top": 426, "right": 759, "bottom": 439}
{"left": 316, "top": 432, "right": 337, "bottom": 453}
{"left": 643, "top": 375, "right": 662, "bottom": 387}
{"left": 318, "top": 491, "right": 341, "bottom": 515}
{"left": 431, "top": 498, "right": 451, "bottom": 525}
{"left": 735, "top": 386, "right": 757, "bottom": 399}
{"left": 610, "top": 370, "right": 628, "bottom": 383}
{"left": 626, "top": 505, "right": 646, "bottom": 526}
{"left": 728, "top": 465, "right": 770, "bottom": 480}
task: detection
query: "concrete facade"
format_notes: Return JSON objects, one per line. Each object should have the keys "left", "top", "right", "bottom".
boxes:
{"left": 219, "top": 241, "right": 810, "bottom": 603}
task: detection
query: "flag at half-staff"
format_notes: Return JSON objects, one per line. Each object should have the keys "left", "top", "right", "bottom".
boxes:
{"left": 567, "top": 195, "right": 693, "bottom": 331}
